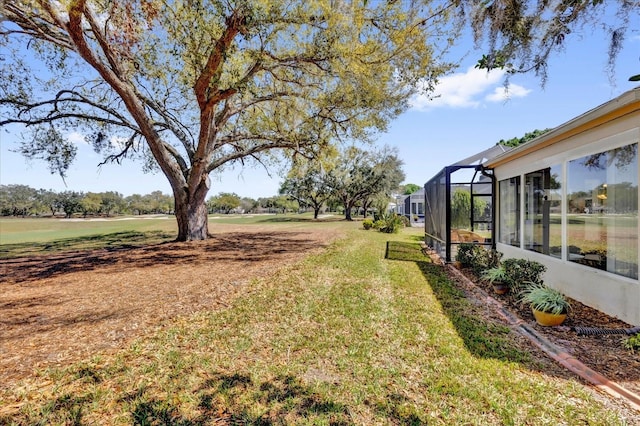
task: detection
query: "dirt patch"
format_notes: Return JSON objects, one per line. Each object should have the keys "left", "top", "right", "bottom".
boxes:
{"left": 0, "top": 226, "right": 343, "bottom": 389}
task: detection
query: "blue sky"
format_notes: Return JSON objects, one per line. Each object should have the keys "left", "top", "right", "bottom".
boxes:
{"left": 1, "top": 22, "right": 639, "bottom": 200}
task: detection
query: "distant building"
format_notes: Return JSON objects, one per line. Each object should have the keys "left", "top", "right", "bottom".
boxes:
{"left": 396, "top": 188, "right": 425, "bottom": 223}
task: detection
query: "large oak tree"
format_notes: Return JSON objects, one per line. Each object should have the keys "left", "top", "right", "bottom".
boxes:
{"left": 0, "top": 0, "right": 455, "bottom": 240}
{"left": 279, "top": 160, "right": 333, "bottom": 220}
{"left": 2, "top": 1, "right": 636, "bottom": 241}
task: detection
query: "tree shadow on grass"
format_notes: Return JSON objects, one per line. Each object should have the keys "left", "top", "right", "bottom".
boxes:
{"left": 191, "top": 372, "right": 350, "bottom": 425}
{"left": 0, "top": 231, "right": 328, "bottom": 284}
{"left": 0, "top": 230, "right": 174, "bottom": 260}
{"left": 385, "top": 241, "right": 563, "bottom": 368}
{"left": 3, "top": 372, "right": 352, "bottom": 425}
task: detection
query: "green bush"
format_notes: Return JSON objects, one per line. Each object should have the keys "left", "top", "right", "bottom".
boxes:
{"left": 456, "top": 243, "right": 481, "bottom": 268}
{"left": 623, "top": 334, "right": 640, "bottom": 353}
{"left": 377, "top": 213, "right": 405, "bottom": 234}
{"left": 362, "top": 219, "right": 374, "bottom": 230}
{"left": 455, "top": 244, "right": 501, "bottom": 273}
{"left": 472, "top": 248, "right": 502, "bottom": 273}
{"left": 502, "top": 258, "right": 546, "bottom": 292}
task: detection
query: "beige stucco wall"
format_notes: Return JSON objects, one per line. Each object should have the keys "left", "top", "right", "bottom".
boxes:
{"left": 496, "top": 243, "right": 640, "bottom": 325}
{"left": 489, "top": 93, "right": 640, "bottom": 325}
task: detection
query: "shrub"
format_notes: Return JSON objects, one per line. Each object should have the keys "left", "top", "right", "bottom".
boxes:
{"left": 456, "top": 243, "right": 477, "bottom": 267}
{"left": 456, "top": 243, "right": 486, "bottom": 269}
{"left": 373, "top": 220, "right": 386, "bottom": 230}
{"left": 398, "top": 215, "right": 411, "bottom": 227}
{"left": 502, "top": 258, "right": 546, "bottom": 293}
{"left": 377, "top": 213, "right": 405, "bottom": 234}
{"left": 623, "top": 334, "right": 640, "bottom": 353}
{"left": 455, "top": 244, "right": 501, "bottom": 273}
{"left": 472, "top": 248, "right": 502, "bottom": 273}
{"left": 362, "top": 219, "right": 374, "bottom": 230}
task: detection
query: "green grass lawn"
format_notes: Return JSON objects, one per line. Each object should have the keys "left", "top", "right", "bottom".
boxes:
{"left": 0, "top": 221, "right": 627, "bottom": 424}
{"left": 0, "top": 216, "right": 177, "bottom": 244}
{"left": 0, "top": 213, "right": 342, "bottom": 258}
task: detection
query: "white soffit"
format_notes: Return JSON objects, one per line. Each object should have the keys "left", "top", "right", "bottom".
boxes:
{"left": 485, "top": 86, "right": 640, "bottom": 168}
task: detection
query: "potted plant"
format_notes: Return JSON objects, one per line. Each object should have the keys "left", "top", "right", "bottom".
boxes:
{"left": 519, "top": 283, "right": 571, "bottom": 326}
{"left": 481, "top": 266, "right": 509, "bottom": 294}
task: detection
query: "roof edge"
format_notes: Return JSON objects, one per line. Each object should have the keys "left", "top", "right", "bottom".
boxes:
{"left": 485, "top": 86, "right": 640, "bottom": 168}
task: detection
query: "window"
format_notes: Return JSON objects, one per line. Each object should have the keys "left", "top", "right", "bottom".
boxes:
{"left": 566, "top": 143, "right": 638, "bottom": 279}
{"left": 411, "top": 202, "right": 424, "bottom": 215}
{"left": 499, "top": 176, "right": 520, "bottom": 247}
{"left": 524, "top": 166, "right": 562, "bottom": 257}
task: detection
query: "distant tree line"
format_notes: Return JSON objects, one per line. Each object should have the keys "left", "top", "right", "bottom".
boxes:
{"left": 205, "top": 193, "right": 308, "bottom": 215}
{"left": 0, "top": 185, "right": 173, "bottom": 218}
{"left": 207, "top": 146, "right": 409, "bottom": 220}
{"left": 2, "top": 145, "right": 409, "bottom": 219}
{"left": 0, "top": 185, "right": 344, "bottom": 218}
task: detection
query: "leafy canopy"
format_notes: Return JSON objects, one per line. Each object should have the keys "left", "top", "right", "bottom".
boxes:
{"left": 0, "top": 0, "right": 456, "bottom": 181}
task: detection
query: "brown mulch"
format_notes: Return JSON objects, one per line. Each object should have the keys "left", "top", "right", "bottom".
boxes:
{"left": 0, "top": 225, "right": 343, "bottom": 390}
{"left": 451, "top": 266, "right": 640, "bottom": 398}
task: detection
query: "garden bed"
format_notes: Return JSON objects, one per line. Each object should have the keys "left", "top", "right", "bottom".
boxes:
{"left": 452, "top": 265, "right": 640, "bottom": 397}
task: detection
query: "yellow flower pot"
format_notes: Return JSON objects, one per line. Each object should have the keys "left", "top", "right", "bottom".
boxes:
{"left": 532, "top": 308, "right": 567, "bottom": 326}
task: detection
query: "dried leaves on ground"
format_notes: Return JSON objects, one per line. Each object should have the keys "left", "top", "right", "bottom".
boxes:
{"left": 1, "top": 226, "right": 638, "bottom": 415}
{"left": 0, "top": 226, "right": 343, "bottom": 389}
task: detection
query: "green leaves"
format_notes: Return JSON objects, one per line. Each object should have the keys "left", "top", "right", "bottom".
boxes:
{"left": 469, "top": 0, "right": 638, "bottom": 84}
{"left": 17, "top": 126, "right": 77, "bottom": 180}
{"left": 2, "top": 0, "right": 458, "bottom": 238}
{"left": 519, "top": 283, "right": 571, "bottom": 315}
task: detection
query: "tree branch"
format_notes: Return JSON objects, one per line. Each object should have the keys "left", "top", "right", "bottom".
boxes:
{"left": 2, "top": 2, "right": 75, "bottom": 50}
{"left": 193, "top": 8, "right": 247, "bottom": 107}
{"left": 0, "top": 90, "right": 140, "bottom": 131}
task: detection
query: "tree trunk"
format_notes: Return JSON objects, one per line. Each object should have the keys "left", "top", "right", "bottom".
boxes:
{"left": 173, "top": 179, "right": 210, "bottom": 241}
{"left": 313, "top": 206, "right": 320, "bottom": 219}
{"left": 174, "top": 197, "right": 209, "bottom": 241}
{"left": 344, "top": 201, "right": 353, "bottom": 221}
{"left": 362, "top": 199, "right": 370, "bottom": 218}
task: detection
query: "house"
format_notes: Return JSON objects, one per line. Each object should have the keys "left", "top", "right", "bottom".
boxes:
{"left": 396, "top": 188, "right": 425, "bottom": 223}
{"left": 450, "top": 87, "right": 639, "bottom": 325}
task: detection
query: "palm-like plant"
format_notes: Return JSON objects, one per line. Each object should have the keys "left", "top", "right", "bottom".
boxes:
{"left": 481, "top": 266, "right": 507, "bottom": 284}
{"left": 519, "top": 283, "right": 571, "bottom": 315}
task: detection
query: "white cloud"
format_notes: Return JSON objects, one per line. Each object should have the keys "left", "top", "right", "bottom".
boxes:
{"left": 485, "top": 83, "right": 531, "bottom": 102}
{"left": 410, "top": 66, "right": 531, "bottom": 111}
{"left": 67, "top": 131, "right": 88, "bottom": 145}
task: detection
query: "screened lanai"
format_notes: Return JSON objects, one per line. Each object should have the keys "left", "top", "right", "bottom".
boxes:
{"left": 424, "top": 145, "right": 511, "bottom": 262}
